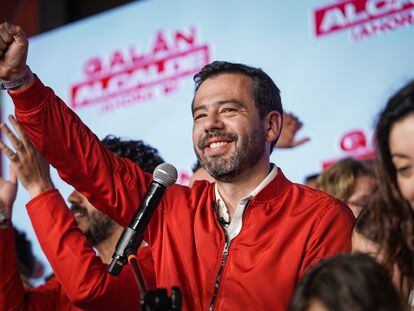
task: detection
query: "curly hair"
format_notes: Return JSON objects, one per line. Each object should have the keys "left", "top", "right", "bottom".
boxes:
{"left": 101, "top": 135, "right": 164, "bottom": 174}
{"left": 372, "top": 80, "right": 414, "bottom": 296}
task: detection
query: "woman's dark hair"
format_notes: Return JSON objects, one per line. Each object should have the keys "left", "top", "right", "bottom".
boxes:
{"left": 101, "top": 135, "right": 164, "bottom": 174}
{"left": 372, "top": 80, "right": 414, "bottom": 293}
{"left": 192, "top": 61, "right": 283, "bottom": 149}
{"left": 353, "top": 202, "right": 378, "bottom": 243}
{"left": 289, "top": 253, "right": 405, "bottom": 311}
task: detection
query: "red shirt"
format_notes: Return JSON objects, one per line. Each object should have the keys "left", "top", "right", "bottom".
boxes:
{"left": 0, "top": 190, "right": 155, "bottom": 310}
{"left": 11, "top": 77, "right": 355, "bottom": 310}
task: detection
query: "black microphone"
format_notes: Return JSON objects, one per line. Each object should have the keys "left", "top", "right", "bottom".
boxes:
{"left": 108, "top": 163, "right": 177, "bottom": 276}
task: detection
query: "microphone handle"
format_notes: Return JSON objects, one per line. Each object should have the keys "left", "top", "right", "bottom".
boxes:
{"left": 108, "top": 181, "right": 166, "bottom": 276}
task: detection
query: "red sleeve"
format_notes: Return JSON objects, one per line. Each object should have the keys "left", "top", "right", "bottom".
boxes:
{"left": 11, "top": 77, "right": 153, "bottom": 228}
{"left": 26, "top": 189, "right": 155, "bottom": 309}
{"left": 0, "top": 227, "right": 58, "bottom": 311}
{"left": 298, "top": 200, "right": 355, "bottom": 278}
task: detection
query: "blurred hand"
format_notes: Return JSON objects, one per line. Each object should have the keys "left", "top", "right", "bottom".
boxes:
{"left": 0, "top": 115, "right": 54, "bottom": 198}
{"left": 0, "top": 165, "right": 17, "bottom": 221}
{"left": 276, "top": 112, "right": 310, "bottom": 149}
{"left": 0, "top": 22, "right": 29, "bottom": 81}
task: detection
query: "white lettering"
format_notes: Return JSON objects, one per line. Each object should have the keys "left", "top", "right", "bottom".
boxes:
{"left": 320, "top": 7, "right": 349, "bottom": 32}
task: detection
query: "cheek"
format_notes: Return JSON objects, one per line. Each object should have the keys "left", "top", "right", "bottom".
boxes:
{"left": 192, "top": 125, "right": 201, "bottom": 144}
{"left": 397, "top": 176, "right": 414, "bottom": 207}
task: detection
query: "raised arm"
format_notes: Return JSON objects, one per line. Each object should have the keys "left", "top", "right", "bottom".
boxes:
{"left": 0, "top": 118, "right": 155, "bottom": 309}
{"left": 0, "top": 164, "right": 59, "bottom": 310}
{"left": 0, "top": 22, "right": 152, "bottom": 226}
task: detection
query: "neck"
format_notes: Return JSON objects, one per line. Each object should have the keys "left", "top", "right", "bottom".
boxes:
{"left": 95, "top": 225, "right": 123, "bottom": 264}
{"left": 216, "top": 157, "right": 271, "bottom": 220}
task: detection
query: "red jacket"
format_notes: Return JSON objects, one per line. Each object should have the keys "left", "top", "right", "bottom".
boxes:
{"left": 0, "top": 190, "right": 155, "bottom": 310}
{"left": 11, "top": 77, "right": 355, "bottom": 310}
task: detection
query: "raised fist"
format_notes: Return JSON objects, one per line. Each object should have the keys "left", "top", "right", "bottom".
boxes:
{"left": 0, "top": 22, "right": 29, "bottom": 81}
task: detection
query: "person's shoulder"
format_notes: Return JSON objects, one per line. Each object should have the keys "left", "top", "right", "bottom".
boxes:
{"left": 285, "top": 182, "right": 353, "bottom": 218}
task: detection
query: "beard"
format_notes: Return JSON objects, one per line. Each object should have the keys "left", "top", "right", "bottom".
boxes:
{"left": 195, "top": 127, "right": 266, "bottom": 182}
{"left": 84, "top": 211, "right": 115, "bottom": 246}
{"left": 71, "top": 204, "right": 116, "bottom": 246}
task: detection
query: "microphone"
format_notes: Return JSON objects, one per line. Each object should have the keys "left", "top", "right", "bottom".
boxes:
{"left": 108, "top": 163, "right": 177, "bottom": 276}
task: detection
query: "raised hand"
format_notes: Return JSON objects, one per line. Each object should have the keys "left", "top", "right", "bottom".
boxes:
{"left": 276, "top": 112, "right": 310, "bottom": 149}
{"left": 0, "top": 22, "right": 29, "bottom": 81}
{"left": 0, "top": 115, "right": 54, "bottom": 198}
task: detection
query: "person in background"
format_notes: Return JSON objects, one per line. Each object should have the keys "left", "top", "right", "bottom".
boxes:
{"left": 316, "top": 157, "right": 377, "bottom": 217}
{"left": 303, "top": 173, "right": 319, "bottom": 189}
{"left": 352, "top": 201, "right": 412, "bottom": 301}
{"left": 289, "top": 253, "right": 405, "bottom": 311}
{"left": 368, "top": 79, "right": 414, "bottom": 306}
{"left": 13, "top": 228, "right": 45, "bottom": 288}
{"left": 0, "top": 128, "right": 159, "bottom": 310}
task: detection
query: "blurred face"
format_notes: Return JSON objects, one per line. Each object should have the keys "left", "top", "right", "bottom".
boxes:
{"left": 68, "top": 190, "right": 114, "bottom": 246}
{"left": 306, "top": 299, "right": 329, "bottom": 311}
{"left": 389, "top": 113, "right": 414, "bottom": 209}
{"left": 351, "top": 231, "right": 380, "bottom": 258}
{"left": 192, "top": 73, "right": 279, "bottom": 182}
{"left": 346, "top": 176, "right": 377, "bottom": 218}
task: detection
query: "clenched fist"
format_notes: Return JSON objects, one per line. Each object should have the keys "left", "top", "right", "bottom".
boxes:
{"left": 0, "top": 22, "right": 29, "bottom": 81}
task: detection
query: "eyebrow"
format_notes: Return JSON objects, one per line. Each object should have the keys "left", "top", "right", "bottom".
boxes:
{"left": 391, "top": 153, "right": 411, "bottom": 159}
{"left": 192, "top": 99, "right": 245, "bottom": 115}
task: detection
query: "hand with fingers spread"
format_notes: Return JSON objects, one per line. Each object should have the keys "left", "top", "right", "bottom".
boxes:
{"left": 0, "top": 115, "right": 54, "bottom": 198}
{"left": 0, "top": 21, "right": 30, "bottom": 82}
{"left": 275, "top": 112, "right": 310, "bottom": 149}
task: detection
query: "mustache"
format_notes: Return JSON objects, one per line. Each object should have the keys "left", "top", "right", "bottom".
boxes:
{"left": 70, "top": 203, "right": 88, "bottom": 216}
{"left": 198, "top": 131, "right": 238, "bottom": 149}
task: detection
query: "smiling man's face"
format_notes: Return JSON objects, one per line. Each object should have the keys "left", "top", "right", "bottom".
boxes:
{"left": 68, "top": 190, "right": 115, "bottom": 246}
{"left": 192, "top": 73, "right": 267, "bottom": 182}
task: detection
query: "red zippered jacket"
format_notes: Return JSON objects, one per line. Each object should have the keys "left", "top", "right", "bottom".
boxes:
{"left": 0, "top": 190, "right": 155, "bottom": 310}
{"left": 10, "top": 77, "right": 354, "bottom": 310}
{"left": 0, "top": 190, "right": 155, "bottom": 311}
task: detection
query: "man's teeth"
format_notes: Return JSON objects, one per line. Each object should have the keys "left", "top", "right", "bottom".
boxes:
{"left": 74, "top": 212, "right": 84, "bottom": 218}
{"left": 209, "top": 141, "right": 228, "bottom": 149}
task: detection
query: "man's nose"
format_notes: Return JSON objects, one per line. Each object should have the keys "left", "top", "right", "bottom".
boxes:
{"left": 203, "top": 113, "right": 225, "bottom": 132}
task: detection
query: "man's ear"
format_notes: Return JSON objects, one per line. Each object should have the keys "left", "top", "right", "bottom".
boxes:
{"left": 264, "top": 111, "right": 282, "bottom": 145}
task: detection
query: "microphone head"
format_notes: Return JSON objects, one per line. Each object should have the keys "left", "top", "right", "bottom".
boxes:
{"left": 153, "top": 163, "right": 178, "bottom": 187}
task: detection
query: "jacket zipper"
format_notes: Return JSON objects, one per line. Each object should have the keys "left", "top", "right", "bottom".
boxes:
{"left": 209, "top": 225, "right": 230, "bottom": 311}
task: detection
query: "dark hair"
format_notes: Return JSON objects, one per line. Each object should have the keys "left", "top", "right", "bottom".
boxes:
{"left": 304, "top": 173, "right": 319, "bottom": 185}
{"left": 372, "top": 80, "right": 414, "bottom": 292}
{"left": 193, "top": 61, "right": 283, "bottom": 148}
{"left": 101, "top": 135, "right": 164, "bottom": 174}
{"left": 191, "top": 160, "right": 202, "bottom": 173}
{"left": 14, "top": 228, "right": 36, "bottom": 277}
{"left": 289, "top": 253, "right": 405, "bottom": 311}
{"left": 353, "top": 203, "right": 378, "bottom": 243}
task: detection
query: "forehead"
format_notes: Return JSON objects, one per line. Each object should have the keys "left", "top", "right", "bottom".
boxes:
{"left": 192, "top": 73, "right": 254, "bottom": 110}
{"left": 389, "top": 113, "right": 414, "bottom": 155}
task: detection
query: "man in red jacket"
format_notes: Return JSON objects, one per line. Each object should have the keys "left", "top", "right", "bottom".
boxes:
{"left": 0, "top": 22, "right": 354, "bottom": 310}
{"left": 0, "top": 134, "right": 159, "bottom": 310}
